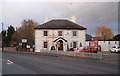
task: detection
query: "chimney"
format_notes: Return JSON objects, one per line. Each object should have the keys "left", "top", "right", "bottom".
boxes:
{"left": 44, "top": 16, "right": 49, "bottom": 23}
{"left": 70, "top": 16, "right": 76, "bottom": 23}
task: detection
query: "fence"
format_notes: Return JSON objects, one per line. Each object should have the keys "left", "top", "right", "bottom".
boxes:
{"left": 41, "top": 50, "right": 104, "bottom": 59}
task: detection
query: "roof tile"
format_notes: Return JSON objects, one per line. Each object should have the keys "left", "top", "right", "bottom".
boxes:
{"left": 34, "top": 19, "right": 87, "bottom": 30}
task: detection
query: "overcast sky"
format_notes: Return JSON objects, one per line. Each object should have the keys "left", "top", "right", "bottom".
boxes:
{"left": 0, "top": 1, "right": 119, "bottom": 36}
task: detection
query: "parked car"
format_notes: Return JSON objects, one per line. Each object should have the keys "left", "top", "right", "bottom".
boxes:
{"left": 10, "top": 45, "right": 15, "bottom": 47}
{"left": 110, "top": 45, "right": 120, "bottom": 53}
{"left": 70, "top": 48, "right": 74, "bottom": 51}
{"left": 74, "top": 46, "right": 97, "bottom": 53}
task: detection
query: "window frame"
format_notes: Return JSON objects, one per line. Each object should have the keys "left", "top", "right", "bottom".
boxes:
{"left": 73, "top": 42, "right": 77, "bottom": 48}
{"left": 73, "top": 31, "right": 77, "bottom": 36}
{"left": 43, "top": 31, "right": 48, "bottom": 36}
{"left": 58, "top": 31, "right": 62, "bottom": 36}
{"left": 43, "top": 42, "right": 48, "bottom": 48}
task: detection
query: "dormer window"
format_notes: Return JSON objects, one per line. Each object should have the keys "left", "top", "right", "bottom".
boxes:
{"left": 58, "top": 31, "right": 62, "bottom": 36}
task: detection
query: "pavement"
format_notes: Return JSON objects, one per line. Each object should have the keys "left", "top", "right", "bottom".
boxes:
{"left": 3, "top": 47, "right": 119, "bottom": 64}
{"left": 2, "top": 51, "right": 119, "bottom": 74}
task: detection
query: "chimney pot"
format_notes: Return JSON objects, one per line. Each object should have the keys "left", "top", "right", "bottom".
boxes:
{"left": 44, "top": 16, "right": 49, "bottom": 23}
{"left": 71, "top": 16, "right": 76, "bottom": 23}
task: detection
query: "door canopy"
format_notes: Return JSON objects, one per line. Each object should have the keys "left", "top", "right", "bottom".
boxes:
{"left": 54, "top": 37, "right": 67, "bottom": 42}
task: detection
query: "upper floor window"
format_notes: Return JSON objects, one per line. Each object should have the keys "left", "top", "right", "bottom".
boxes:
{"left": 58, "top": 31, "right": 62, "bottom": 36}
{"left": 73, "top": 31, "right": 77, "bottom": 36}
{"left": 44, "top": 31, "right": 48, "bottom": 36}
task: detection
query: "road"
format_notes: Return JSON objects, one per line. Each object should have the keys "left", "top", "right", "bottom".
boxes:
{"left": 2, "top": 52, "right": 118, "bottom": 74}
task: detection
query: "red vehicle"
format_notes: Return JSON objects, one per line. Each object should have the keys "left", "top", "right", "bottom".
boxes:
{"left": 10, "top": 45, "right": 15, "bottom": 47}
{"left": 74, "top": 46, "right": 97, "bottom": 53}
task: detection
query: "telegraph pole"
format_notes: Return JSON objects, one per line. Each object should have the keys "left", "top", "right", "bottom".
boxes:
{"left": 2, "top": 22, "right": 4, "bottom": 51}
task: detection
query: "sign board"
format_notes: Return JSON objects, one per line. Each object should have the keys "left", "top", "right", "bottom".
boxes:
{"left": 19, "top": 43, "right": 22, "bottom": 46}
{"left": 22, "top": 39, "right": 27, "bottom": 43}
{"left": 90, "top": 41, "right": 98, "bottom": 48}
{"left": 27, "top": 45, "right": 30, "bottom": 48}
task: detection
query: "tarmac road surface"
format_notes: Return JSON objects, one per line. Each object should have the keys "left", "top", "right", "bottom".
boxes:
{"left": 2, "top": 52, "right": 118, "bottom": 74}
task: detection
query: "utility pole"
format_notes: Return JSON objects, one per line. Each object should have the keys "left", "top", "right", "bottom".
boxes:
{"left": 2, "top": 22, "right": 4, "bottom": 51}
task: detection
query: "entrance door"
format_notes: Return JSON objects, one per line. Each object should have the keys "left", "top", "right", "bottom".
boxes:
{"left": 58, "top": 40, "right": 63, "bottom": 51}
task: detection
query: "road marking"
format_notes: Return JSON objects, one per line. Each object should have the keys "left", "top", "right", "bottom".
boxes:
{"left": 0, "top": 59, "right": 14, "bottom": 65}
{"left": 7, "top": 60, "right": 14, "bottom": 65}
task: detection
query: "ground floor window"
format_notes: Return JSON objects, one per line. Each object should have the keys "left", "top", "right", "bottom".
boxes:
{"left": 73, "top": 42, "right": 77, "bottom": 48}
{"left": 70, "top": 42, "right": 72, "bottom": 47}
{"left": 44, "top": 42, "right": 48, "bottom": 48}
{"left": 80, "top": 42, "right": 82, "bottom": 47}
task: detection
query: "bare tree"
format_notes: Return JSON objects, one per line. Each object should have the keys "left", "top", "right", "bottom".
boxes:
{"left": 12, "top": 29, "right": 21, "bottom": 45}
{"left": 95, "top": 25, "right": 113, "bottom": 40}
{"left": 12, "top": 19, "right": 39, "bottom": 47}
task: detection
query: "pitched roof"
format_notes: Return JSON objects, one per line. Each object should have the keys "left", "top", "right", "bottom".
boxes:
{"left": 86, "top": 34, "right": 92, "bottom": 41}
{"left": 92, "top": 37, "right": 104, "bottom": 40}
{"left": 34, "top": 19, "right": 87, "bottom": 30}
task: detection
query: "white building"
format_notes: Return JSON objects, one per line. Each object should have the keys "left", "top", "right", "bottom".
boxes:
{"left": 34, "top": 19, "right": 87, "bottom": 52}
{"left": 85, "top": 41, "right": 120, "bottom": 51}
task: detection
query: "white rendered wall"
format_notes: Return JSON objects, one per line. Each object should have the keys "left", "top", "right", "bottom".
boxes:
{"left": 86, "top": 41, "right": 119, "bottom": 51}
{"left": 35, "top": 29, "right": 86, "bottom": 52}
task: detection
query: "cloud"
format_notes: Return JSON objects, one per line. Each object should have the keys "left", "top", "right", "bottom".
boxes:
{"left": 2, "top": 2, "right": 118, "bottom": 35}
{"left": 0, "top": 0, "right": 119, "bottom": 2}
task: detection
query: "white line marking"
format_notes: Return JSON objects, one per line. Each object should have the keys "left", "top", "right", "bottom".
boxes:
{"left": 7, "top": 60, "right": 14, "bottom": 65}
